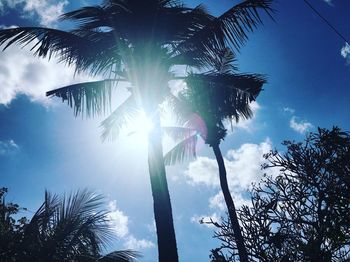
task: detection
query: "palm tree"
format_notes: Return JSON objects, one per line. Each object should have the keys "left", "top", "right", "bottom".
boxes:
{"left": 164, "top": 49, "right": 266, "bottom": 261}
{"left": 3, "top": 189, "right": 139, "bottom": 261}
{"left": 0, "top": 1, "right": 273, "bottom": 261}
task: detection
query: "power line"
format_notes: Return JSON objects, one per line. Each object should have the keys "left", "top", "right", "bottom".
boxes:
{"left": 303, "top": 0, "right": 349, "bottom": 45}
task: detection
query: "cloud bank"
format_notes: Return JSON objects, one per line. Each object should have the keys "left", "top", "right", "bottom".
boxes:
{"left": 107, "top": 200, "right": 155, "bottom": 250}
{"left": 0, "top": 0, "right": 68, "bottom": 27}
{"left": 185, "top": 139, "right": 277, "bottom": 223}
{"left": 0, "top": 43, "right": 95, "bottom": 106}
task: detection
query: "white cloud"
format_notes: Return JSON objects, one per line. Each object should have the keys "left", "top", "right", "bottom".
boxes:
{"left": 209, "top": 192, "right": 251, "bottom": 212}
{"left": 283, "top": 107, "right": 313, "bottom": 134}
{"left": 0, "top": 44, "right": 95, "bottom": 105}
{"left": 323, "top": 0, "right": 333, "bottom": 6}
{"left": 185, "top": 139, "right": 273, "bottom": 190}
{"left": 209, "top": 193, "right": 226, "bottom": 211}
{"left": 123, "top": 236, "right": 155, "bottom": 250}
{"left": 190, "top": 213, "right": 220, "bottom": 228}
{"left": 290, "top": 116, "right": 313, "bottom": 134}
{"left": 107, "top": 200, "right": 155, "bottom": 251}
{"left": 225, "top": 139, "right": 273, "bottom": 189}
{"left": 0, "top": 25, "right": 18, "bottom": 29}
{"left": 107, "top": 200, "right": 129, "bottom": 238}
{"left": 227, "top": 101, "right": 260, "bottom": 132}
{"left": 283, "top": 107, "right": 295, "bottom": 114}
{"left": 341, "top": 43, "right": 350, "bottom": 64}
{"left": 0, "top": 0, "right": 68, "bottom": 26}
{"left": 0, "top": 139, "right": 19, "bottom": 155}
{"left": 185, "top": 139, "right": 277, "bottom": 219}
{"left": 184, "top": 157, "right": 220, "bottom": 187}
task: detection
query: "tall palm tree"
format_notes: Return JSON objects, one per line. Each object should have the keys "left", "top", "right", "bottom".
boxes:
{"left": 164, "top": 49, "right": 266, "bottom": 261}
{"left": 0, "top": 1, "right": 273, "bottom": 261}
{"left": 5, "top": 189, "right": 139, "bottom": 261}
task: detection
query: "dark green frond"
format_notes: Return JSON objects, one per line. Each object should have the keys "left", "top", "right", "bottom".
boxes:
{"left": 164, "top": 134, "right": 198, "bottom": 165}
{"left": 100, "top": 96, "right": 139, "bottom": 141}
{"left": 98, "top": 250, "right": 142, "bottom": 261}
{"left": 46, "top": 79, "right": 118, "bottom": 117}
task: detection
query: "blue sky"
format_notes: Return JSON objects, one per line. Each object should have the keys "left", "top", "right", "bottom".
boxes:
{"left": 0, "top": 0, "right": 349, "bottom": 261}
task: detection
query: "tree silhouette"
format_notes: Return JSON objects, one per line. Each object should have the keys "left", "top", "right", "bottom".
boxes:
{"left": 0, "top": 188, "right": 140, "bottom": 261}
{"left": 0, "top": 1, "right": 273, "bottom": 260}
{"left": 164, "top": 48, "right": 266, "bottom": 261}
{"left": 208, "top": 127, "right": 350, "bottom": 261}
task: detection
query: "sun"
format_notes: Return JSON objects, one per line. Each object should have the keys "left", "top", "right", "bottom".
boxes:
{"left": 127, "top": 110, "right": 154, "bottom": 140}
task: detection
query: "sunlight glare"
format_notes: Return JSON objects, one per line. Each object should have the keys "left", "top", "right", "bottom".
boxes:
{"left": 128, "top": 110, "right": 154, "bottom": 139}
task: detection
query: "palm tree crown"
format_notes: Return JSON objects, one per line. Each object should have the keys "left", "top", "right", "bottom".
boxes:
{"left": 1, "top": 189, "right": 140, "bottom": 262}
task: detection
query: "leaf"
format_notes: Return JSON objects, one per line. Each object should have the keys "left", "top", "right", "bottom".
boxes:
{"left": 184, "top": 72, "right": 266, "bottom": 122}
{"left": 100, "top": 95, "right": 139, "bottom": 141}
{"left": 164, "top": 134, "right": 198, "bottom": 165}
{"left": 46, "top": 79, "right": 118, "bottom": 117}
{"left": 175, "top": 0, "right": 274, "bottom": 64}
{"left": 162, "top": 126, "right": 197, "bottom": 142}
{"left": 165, "top": 93, "right": 193, "bottom": 126}
{"left": 98, "top": 250, "right": 142, "bottom": 262}
{"left": 0, "top": 27, "right": 123, "bottom": 76}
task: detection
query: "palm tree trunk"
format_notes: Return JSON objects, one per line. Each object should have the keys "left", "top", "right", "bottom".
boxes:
{"left": 148, "top": 111, "right": 178, "bottom": 262}
{"left": 212, "top": 143, "right": 249, "bottom": 262}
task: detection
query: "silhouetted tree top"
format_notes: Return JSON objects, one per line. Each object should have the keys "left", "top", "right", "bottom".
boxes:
{"left": 0, "top": 188, "right": 140, "bottom": 262}
{"left": 209, "top": 127, "right": 350, "bottom": 261}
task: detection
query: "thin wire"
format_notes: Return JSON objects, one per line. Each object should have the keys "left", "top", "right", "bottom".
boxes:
{"left": 303, "top": 0, "right": 349, "bottom": 45}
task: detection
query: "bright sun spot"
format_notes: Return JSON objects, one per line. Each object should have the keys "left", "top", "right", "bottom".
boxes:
{"left": 128, "top": 111, "right": 154, "bottom": 139}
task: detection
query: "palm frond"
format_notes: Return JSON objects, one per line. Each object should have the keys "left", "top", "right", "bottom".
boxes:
{"left": 212, "top": 48, "right": 238, "bottom": 74}
{"left": 98, "top": 250, "right": 142, "bottom": 262}
{"left": 218, "top": 0, "right": 274, "bottom": 51}
{"left": 162, "top": 126, "right": 196, "bottom": 142}
{"left": 0, "top": 27, "right": 86, "bottom": 59}
{"left": 30, "top": 191, "right": 59, "bottom": 230}
{"left": 185, "top": 72, "right": 266, "bottom": 122}
{"left": 62, "top": 189, "right": 106, "bottom": 219}
{"left": 100, "top": 96, "right": 139, "bottom": 141}
{"left": 165, "top": 93, "right": 193, "bottom": 126}
{"left": 46, "top": 79, "right": 118, "bottom": 117}
{"left": 19, "top": 189, "right": 120, "bottom": 260}
{"left": 0, "top": 27, "right": 123, "bottom": 76}
{"left": 176, "top": 0, "right": 274, "bottom": 63}
{"left": 164, "top": 134, "right": 198, "bottom": 165}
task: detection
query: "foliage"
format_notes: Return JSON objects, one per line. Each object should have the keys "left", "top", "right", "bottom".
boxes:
{"left": 164, "top": 48, "right": 266, "bottom": 165}
{"left": 0, "top": 188, "right": 140, "bottom": 262}
{"left": 0, "top": 0, "right": 274, "bottom": 120}
{"left": 0, "top": 187, "right": 28, "bottom": 259}
{"left": 209, "top": 127, "right": 350, "bottom": 261}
